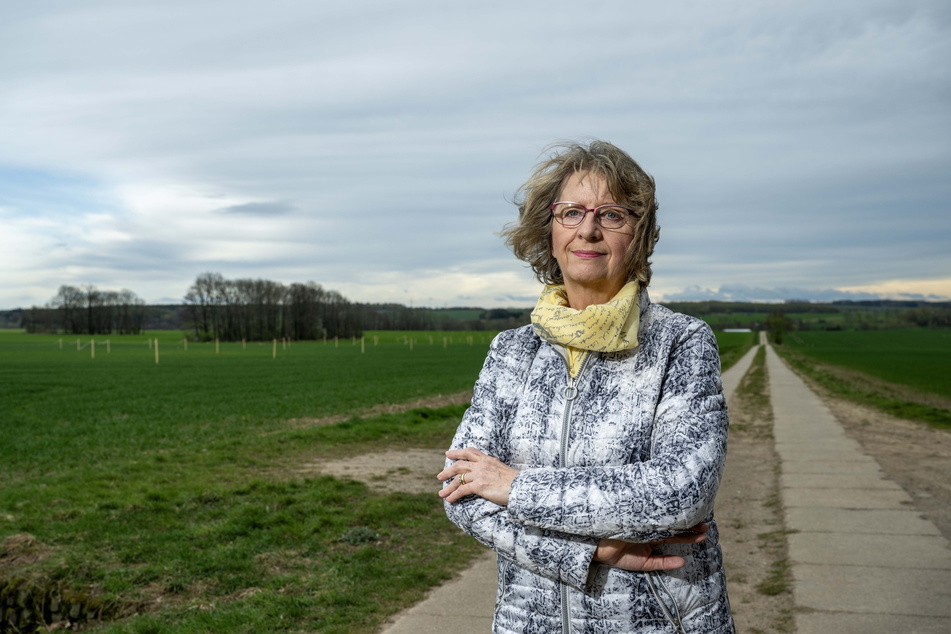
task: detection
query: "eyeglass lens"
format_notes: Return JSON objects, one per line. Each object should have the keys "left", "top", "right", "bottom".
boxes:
{"left": 551, "top": 203, "right": 630, "bottom": 229}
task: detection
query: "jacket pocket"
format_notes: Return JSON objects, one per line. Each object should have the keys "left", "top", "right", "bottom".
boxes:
{"left": 653, "top": 568, "right": 722, "bottom": 620}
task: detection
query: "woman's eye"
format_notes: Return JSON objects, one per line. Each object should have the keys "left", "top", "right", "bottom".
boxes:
{"left": 563, "top": 208, "right": 584, "bottom": 218}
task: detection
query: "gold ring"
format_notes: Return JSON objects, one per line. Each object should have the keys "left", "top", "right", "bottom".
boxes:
{"left": 459, "top": 473, "right": 466, "bottom": 486}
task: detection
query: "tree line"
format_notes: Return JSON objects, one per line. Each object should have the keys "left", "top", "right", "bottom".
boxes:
{"left": 24, "top": 285, "right": 148, "bottom": 335}
{"left": 17, "top": 275, "right": 529, "bottom": 339}
{"left": 184, "top": 272, "right": 364, "bottom": 341}
{"left": 183, "top": 273, "right": 521, "bottom": 341}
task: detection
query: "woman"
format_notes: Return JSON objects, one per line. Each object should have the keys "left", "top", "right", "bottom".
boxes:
{"left": 438, "top": 140, "right": 734, "bottom": 633}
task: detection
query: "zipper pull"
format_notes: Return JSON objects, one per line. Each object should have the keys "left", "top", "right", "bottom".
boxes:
{"left": 563, "top": 378, "right": 578, "bottom": 401}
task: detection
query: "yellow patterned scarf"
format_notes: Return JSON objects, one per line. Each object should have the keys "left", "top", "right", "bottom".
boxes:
{"left": 530, "top": 281, "right": 641, "bottom": 376}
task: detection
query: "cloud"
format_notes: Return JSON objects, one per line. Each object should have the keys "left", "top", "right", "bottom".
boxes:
{"left": 659, "top": 284, "right": 885, "bottom": 303}
{"left": 0, "top": 0, "right": 949, "bottom": 309}
{"left": 217, "top": 201, "right": 295, "bottom": 216}
{"left": 657, "top": 281, "right": 951, "bottom": 303}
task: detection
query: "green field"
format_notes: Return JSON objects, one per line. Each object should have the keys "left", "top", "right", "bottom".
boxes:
{"left": 0, "top": 330, "right": 494, "bottom": 633}
{"left": 784, "top": 330, "right": 951, "bottom": 399}
{"left": 0, "top": 330, "right": 492, "bottom": 465}
{"left": 1, "top": 327, "right": 752, "bottom": 632}
{"left": 777, "top": 329, "right": 951, "bottom": 428}
{"left": 714, "top": 331, "right": 758, "bottom": 371}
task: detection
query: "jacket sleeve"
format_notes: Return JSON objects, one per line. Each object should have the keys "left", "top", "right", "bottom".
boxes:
{"left": 506, "top": 319, "right": 728, "bottom": 543}
{"left": 443, "top": 331, "right": 599, "bottom": 591}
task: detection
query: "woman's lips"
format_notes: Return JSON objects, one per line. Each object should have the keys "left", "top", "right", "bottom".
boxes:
{"left": 572, "top": 250, "right": 604, "bottom": 259}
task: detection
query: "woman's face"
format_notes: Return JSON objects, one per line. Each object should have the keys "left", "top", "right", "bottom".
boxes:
{"left": 550, "top": 171, "right": 635, "bottom": 307}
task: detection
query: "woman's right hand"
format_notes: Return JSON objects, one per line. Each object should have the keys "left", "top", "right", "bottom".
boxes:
{"left": 594, "top": 524, "right": 709, "bottom": 572}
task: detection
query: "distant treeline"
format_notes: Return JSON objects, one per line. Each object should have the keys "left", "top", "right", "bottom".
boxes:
{"left": 11, "top": 283, "right": 950, "bottom": 336}
{"left": 664, "top": 299, "right": 951, "bottom": 330}
{"left": 23, "top": 285, "right": 149, "bottom": 335}
{"left": 13, "top": 273, "right": 530, "bottom": 339}
{"left": 181, "top": 273, "right": 529, "bottom": 341}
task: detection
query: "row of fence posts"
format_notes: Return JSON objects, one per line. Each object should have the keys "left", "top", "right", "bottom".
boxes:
{"left": 60, "top": 333, "right": 484, "bottom": 364}
{"left": 387, "top": 335, "right": 479, "bottom": 349}
{"left": 320, "top": 335, "right": 481, "bottom": 350}
{"left": 61, "top": 337, "right": 113, "bottom": 358}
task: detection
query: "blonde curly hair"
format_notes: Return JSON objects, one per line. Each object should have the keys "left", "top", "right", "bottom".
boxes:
{"left": 502, "top": 140, "right": 660, "bottom": 287}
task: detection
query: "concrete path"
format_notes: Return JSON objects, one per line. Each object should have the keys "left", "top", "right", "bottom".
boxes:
{"left": 765, "top": 342, "right": 951, "bottom": 633}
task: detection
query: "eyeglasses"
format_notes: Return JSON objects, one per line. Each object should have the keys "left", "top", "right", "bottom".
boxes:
{"left": 549, "top": 202, "right": 637, "bottom": 230}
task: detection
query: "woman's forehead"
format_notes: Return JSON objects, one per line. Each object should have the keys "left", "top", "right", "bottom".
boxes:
{"left": 559, "top": 170, "right": 612, "bottom": 199}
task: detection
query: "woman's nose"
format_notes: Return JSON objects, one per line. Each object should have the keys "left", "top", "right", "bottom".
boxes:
{"left": 576, "top": 212, "right": 602, "bottom": 238}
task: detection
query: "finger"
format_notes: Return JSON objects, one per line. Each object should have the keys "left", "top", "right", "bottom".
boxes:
{"left": 445, "top": 447, "right": 486, "bottom": 462}
{"left": 439, "top": 479, "right": 470, "bottom": 503}
{"left": 437, "top": 474, "right": 463, "bottom": 499}
{"left": 436, "top": 458, "right": 471, "bottom": 481}
{"left": 642, "top": 555, "right": 687, "bottom": 572}
{"left": 438, "top": 463, "right": 474, "bottom": 494}
{"left": 436, "top": 464, "right": 460, "bottom": 481}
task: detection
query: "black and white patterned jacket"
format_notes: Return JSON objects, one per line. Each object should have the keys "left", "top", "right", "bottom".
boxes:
{"left": 444, "top": 292, "right": 735, "bottom": 633}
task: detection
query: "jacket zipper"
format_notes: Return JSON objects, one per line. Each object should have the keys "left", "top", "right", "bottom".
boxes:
{"left": 559, "top": 352, "right": 591, "bottom": 634}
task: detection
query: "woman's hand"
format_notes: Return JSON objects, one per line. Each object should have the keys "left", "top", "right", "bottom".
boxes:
{"left": 594, "top": 524, "right": 710, "bottom": 572}
{"left": 438, "top": 447, "right": 519, "bottom": 506}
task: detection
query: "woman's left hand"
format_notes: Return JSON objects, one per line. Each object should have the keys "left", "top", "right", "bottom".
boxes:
{"left": 594, "top": 524, "right": 710, "bottom": 572}
{"left": 438, "top": 447, "right": 519, "bottom": 506}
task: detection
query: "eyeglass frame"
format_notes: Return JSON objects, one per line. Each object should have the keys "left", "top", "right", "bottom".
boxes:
{"left": 549, "top": 201, "right": 638, "bottom": 230}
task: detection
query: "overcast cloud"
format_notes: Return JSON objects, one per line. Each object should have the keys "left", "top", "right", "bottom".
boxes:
{"left": 2, "top": 0, "right": 949, "bottom": 309}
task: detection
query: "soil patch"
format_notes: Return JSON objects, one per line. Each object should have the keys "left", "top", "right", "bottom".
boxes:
{"left": 0, "top": 534, "right": 50, "bottom": 574}
{"left": 291, "top": 391, "right": 472, "bottom": 494}
{"left": 300, "top": 448, "right": 446, "bottom": 495}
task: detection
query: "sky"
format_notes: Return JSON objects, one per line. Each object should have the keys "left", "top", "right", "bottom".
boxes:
{"left": 2, "top": 0, "right": 949, "bottom": 310}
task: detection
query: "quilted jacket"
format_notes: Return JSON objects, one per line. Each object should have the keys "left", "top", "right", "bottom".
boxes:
{"left": 444, "top": 292, "right": 735, "bottom": 633}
